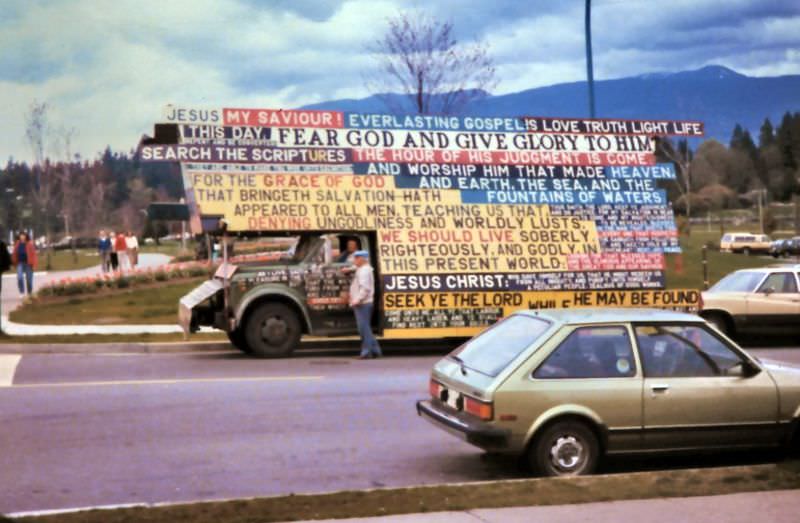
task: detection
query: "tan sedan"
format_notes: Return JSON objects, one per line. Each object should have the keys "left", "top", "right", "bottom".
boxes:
{"left": 417, "top": 308, "right": 800, "bottom": 476}
{"left": 700, "top": 266, "right": 800, "bottom": 337}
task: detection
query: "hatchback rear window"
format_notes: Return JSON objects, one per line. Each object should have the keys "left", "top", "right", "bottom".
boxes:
{"left": 451, "top": 315, "right": 551, "bottom": 377}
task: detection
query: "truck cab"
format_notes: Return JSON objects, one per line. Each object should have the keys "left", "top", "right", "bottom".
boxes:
{"left": 182, "top": 231, "right": 379, "bottom": 357}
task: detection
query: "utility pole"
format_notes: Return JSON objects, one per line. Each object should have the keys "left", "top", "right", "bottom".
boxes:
{"left": 180, "top": 197, "right": 187, "bottom": 251}
{"left": 585, "top": 0, "right": 596, "bottom": 118}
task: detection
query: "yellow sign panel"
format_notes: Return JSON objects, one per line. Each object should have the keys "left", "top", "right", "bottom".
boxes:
{"left": 382, "top": 289, "right": 700, "bottom": 339}
{"left": 187, "top": 171, "right": 600, "bottom": 275}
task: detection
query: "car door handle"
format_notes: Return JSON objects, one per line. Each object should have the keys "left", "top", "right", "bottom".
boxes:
{"left": 650, "top": 384, "right": 670, "bottom": 393}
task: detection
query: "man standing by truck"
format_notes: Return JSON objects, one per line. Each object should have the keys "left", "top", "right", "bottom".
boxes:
{"left": 349, "top": 250, "right": 382, "bottom": 360}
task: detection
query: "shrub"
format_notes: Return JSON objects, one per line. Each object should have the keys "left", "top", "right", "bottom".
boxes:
{"left": 34, "top": 260, "right": 215, "bottom": 299}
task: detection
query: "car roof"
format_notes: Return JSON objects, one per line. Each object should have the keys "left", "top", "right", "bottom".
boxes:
{"left": 516, "top": 308, "right": 703, "bottom": 325}
{"left": 737, "top": 264, "right": 800, "bottom": 272}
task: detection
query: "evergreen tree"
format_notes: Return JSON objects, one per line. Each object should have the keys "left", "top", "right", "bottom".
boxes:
{"left": 758, "top": 118, "right": 774, "bottom": 148}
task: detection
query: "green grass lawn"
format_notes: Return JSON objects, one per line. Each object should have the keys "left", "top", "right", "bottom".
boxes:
{"left": 32, "top": 241, "right": 195, "bottom": 271}
{"left": 38, "top": 249, "right": 102, "bottom": 271}
{"left": 664, "top": 229, "right": 779, "bottom": 289}
{"left": 9, "top": 278, "right": 206, "bottom": 325}
{"left": 139, "top": 239, "right": 195, "bottom": 257}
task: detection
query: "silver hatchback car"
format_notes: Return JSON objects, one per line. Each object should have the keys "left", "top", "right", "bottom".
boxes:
{"left": 418, "top": 308, "right": 800, "bottom": 476}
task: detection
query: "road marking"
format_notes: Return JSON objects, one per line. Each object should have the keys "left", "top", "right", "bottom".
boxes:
{"left": 8, "top": 375, "right": 323, "bottom": 389}
{"left": 0, "top": 354, "right": 22, "bottom": 387}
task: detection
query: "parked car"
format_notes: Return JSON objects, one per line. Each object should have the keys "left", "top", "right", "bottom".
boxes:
{"left": 771, "top": 237, "right": 800, "bottom": 258}
{"left": 719, "top": 233, "right": 771, "bottom": 255}
{"left": 700, "top": 265, "right": 800, "bottom": 337}
{"left": 417, "top": 308, "right": 800, "bottom": 477}
{"left": 51, "top": 236, "right": 96, "bottom": 250}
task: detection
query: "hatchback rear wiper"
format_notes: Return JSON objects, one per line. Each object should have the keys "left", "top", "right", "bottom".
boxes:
{"left": 450, "top": 355, "right": 468, "bottom": 376}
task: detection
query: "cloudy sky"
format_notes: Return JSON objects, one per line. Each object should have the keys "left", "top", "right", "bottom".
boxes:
{"left": 1, "top": 0, "right": 798, "bottom": 162}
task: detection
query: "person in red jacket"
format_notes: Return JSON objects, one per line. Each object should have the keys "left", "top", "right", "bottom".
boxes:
{"left": 12, "top": 232, "right": 37, "bottom": 295}
{"left": 114, "top": 231, "right": 129, "bottom": 272}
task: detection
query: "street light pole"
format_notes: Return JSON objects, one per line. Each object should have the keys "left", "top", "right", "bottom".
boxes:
{"left": 585, "top": 0, "right": 596, "bottom": 118}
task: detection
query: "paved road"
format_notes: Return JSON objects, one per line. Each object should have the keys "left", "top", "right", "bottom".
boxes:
{"left": 1, "top": 346, "right": 799, "bottom": 514}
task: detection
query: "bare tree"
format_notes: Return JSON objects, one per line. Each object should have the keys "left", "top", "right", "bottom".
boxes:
{"left": 656, "top": 137, "right": 694, "bottom": 236}
{"left": 52, "top": 126, "right": 78, "bottom": 229}
{"left": 24, "top": 101, "right": 61, "bottom": 265}
{"left": 367, "top": 12, "right": 496, "bottom": 115}
{"left": 84, "top": 163, "right": 112, "bottom": 235}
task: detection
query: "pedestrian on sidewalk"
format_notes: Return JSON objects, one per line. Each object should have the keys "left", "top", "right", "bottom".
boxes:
{"left": 109, "top": 230, "right": 119, "bottom": 271}
{"left": 114, "top": 231, "right": 129, "bottom": 272}
{"left": 98, "top": 230, "right": 112, "bottom": 272}
{"left": 11, "top": 232, "right": 37, "bottom": 295}
{"left": 126, "top": 231, "right": 139, "bottom": 268}
{"left": 0, "top": 235, "right": 11, "bottom": 333}
{"left": 349, "top": 250, "right": 381, "bottom": 359}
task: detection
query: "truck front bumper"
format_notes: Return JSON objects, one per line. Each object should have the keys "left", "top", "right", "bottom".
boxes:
{"left": 416, "top": 399, "right": 511, "bottom": 451}
{"left": 178, "top": 279, "right": 225, "bottom": 337}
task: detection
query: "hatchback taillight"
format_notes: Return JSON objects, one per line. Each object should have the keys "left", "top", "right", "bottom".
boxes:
{"left": 429, "top": 379, "right": 442, "bottom": 399}
{"left": 464, "top": 396, "right": 493, "bottom": 421}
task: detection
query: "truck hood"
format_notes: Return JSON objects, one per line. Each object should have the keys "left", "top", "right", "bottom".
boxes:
{"left": 235, "top": 259, "right": 292, "bottom": 271}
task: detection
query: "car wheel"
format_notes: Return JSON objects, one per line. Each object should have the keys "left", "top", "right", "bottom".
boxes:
{"left": 529, "top": 421, "right": 599, "bottom": 477}
{"left": 743, "top": 247, "right": 751, "bottom": 256}
{"left": 703, "top": 312, "right": 732, "bottom": 337}
{"left": 226, "top": 329, "right": 250, "bottom": 353}
{"left": 244, "top": 303, "right": 301, "bottom": 358}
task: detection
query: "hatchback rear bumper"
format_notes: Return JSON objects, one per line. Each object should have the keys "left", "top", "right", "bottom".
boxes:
{"left": 416, "top": 399, "right": 511, "bottom": 451}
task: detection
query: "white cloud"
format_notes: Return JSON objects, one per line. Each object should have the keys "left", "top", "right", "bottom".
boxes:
{"left": 0, "top": 0, "right": 798, "bottom": 163}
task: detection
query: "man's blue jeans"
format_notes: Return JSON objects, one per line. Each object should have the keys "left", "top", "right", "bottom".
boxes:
{"left": 17, "top": 263, "right": 33, "bottom": 294}
{"left": 353, "top": 303, "right": 381, "bottom": 357}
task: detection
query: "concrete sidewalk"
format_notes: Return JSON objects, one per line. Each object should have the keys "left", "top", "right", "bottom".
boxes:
{"left": 281, "top": 490, "right": 799, "bottom": 523}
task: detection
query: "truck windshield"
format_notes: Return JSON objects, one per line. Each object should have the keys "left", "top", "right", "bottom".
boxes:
{"left": 451, "top": 315, "right": 552, "bottom": 377}
{"left": 290, "top": 235, "right": 323, "bottom": 263}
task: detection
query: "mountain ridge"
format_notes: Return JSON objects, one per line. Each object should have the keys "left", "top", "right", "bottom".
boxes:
{"left": 301, "top": 65, "right": 800, "bottom": 143}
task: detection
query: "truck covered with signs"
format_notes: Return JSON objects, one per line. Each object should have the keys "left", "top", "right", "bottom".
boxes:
{"left": 140, "top": 106, "right": 703, "bottom": 357}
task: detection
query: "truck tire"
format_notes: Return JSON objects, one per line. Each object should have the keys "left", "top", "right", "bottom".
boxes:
{"left": 244, "top": 303, "right": 301, "bottom": 358}
{"left": 529, "top": 420, "right": 599, "bottom": 477}
{"left": 226, "top": 329, "right": 250, "bottom": 353}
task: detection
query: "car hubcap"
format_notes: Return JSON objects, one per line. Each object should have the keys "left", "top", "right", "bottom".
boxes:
{"left": 261, "top": 317, "right": 288, "bottom": 345}
{"left": 550, "top": 435, "right": 584, "bottom": 472}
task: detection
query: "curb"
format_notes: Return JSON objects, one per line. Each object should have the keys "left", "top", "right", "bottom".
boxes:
{"left": 0, "top": 338, "right": 454, "bottom": 355}
{"left": 0, "top": 341, "right": 233, "bottom": 354}
{"left": 5, "top": 461, "right": 799, "bottom": 522}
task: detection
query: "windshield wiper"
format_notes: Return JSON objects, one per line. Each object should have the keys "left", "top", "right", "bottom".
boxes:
{"left": 450, "top": 355, "right": 468, "bottom": 376}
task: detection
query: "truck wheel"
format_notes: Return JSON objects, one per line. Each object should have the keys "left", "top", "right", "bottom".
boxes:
{"left": 743, "top": 247, "right": 751, "bottom": 256}
{"left": 529, "top": 421, "right": 599, "bottom": 477}
{"left": 244, "top": 303, "right": 301, "bottom": 358}
{"left": 226, "top": 329, "right": 250, "bottom": 353}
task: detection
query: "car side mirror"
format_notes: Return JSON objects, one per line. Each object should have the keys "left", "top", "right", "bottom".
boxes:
{"left": 762, "top": 287, "right": 775, "bottom": 296}
{"left": 728, "top": 360, "right": 760, "bottom": 378}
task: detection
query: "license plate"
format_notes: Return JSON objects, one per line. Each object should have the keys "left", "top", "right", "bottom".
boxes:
{"left": 445, "top": 388, "right": 461, "bottom": 410}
